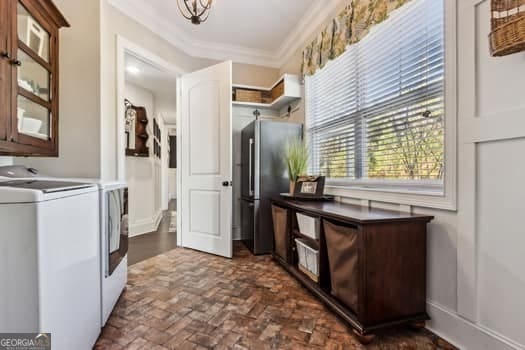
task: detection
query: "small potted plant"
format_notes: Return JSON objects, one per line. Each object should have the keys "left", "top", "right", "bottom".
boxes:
{"left": 285, "top": 138, "right": 309, "bottom": 195}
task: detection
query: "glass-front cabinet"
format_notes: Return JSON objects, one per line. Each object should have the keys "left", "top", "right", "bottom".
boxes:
{"left": 0, "top": 0, "right": 68, "bottom": 156}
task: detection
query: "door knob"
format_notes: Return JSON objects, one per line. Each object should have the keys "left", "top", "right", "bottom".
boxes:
{"left": 222, "top": 181, "right": 232, "bottom": 187}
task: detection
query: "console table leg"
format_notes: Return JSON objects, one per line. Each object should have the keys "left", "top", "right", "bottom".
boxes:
{"left": 353, "top": 329, "right": 375, "bottom": 345}
{"left": 410, "top": 320, "right": 426, "bottom": 331}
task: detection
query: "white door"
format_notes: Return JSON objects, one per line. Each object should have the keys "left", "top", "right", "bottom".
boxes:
{"left": 180, "top": 61, "right": 233, "bottom": 258}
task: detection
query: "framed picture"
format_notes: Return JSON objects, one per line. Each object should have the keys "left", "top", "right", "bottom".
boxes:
{"left": 169, "top": 136, "right": 177, "bottom": 168}
{"left": 293, "top": 176, "right": 325, "bottom": 198}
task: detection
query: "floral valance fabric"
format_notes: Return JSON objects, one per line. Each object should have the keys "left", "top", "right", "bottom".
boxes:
{"left": 301, "top": 0, "right": 412, "bottom": 76}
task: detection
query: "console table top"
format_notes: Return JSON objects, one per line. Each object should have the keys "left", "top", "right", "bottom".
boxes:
{"left": 271, "top": 197, "right": 434, "bottom": 224}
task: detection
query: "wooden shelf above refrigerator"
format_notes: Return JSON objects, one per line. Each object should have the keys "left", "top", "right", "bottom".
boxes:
{"left": 232, "top": 74, "right": 301, "bottom": 111}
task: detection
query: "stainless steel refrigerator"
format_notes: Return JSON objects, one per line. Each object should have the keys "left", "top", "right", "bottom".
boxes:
{"left": 240, "top": 120, "right": 303, "bottom": 255}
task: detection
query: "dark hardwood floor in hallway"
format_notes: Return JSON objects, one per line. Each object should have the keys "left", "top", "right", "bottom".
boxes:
{"left": 128, "top": 200, "right": 178, "bottom": 266}
{"left": 97, "top": 241, "right": 456, "bottom": 350}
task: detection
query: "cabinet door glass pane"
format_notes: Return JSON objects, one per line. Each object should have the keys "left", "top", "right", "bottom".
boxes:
{"left": 17, "top": 95, "right": 50, "bottom": 140}
{"left": 17, "top": 49, "right": 50, "bottom": 101}
{"left": 17, "top": 2, "right": 50, "bottom": 62}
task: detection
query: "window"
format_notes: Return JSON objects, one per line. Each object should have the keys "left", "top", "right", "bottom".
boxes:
{"left": 305, "top": 0, "right": 444, "bottom": 191}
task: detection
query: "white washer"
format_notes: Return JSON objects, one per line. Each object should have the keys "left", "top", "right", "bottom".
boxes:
{"left": 0, "top": 176, "right": 101, "bottom": 350}
{"left": 0, "top": 166, "right": 129, "bottom": 327}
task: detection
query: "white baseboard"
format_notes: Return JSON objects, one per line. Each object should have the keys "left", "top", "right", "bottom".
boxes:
{"left": 129, "top": 210, "right": 163, "bottom": 237}
{"left": 427, "top": 301, "right": 523, "bottom": 350}
{"left": 232, "top": 226, "right": 241, "bottom": 241}
{"left": 0, "top": 157, "right": 13, "bottom": 166}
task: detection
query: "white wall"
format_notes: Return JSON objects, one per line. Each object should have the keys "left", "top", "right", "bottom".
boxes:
{"left": 453, "top": 1, "right": 525, "bottom": 348}
{"left": 168, "top": 168, "right": 177, "bottom": 200}
{"left": 232, "top": 63, "right": 280, "bottom": 87}
{"left": 154, "top": 95, "right": 176, "bottom": 209}
{"left": 278, "top": 1, "right": 525, "bottom": 349}
{"left": 124, "top": 83, "right": 163, "bottom": 236}
{"left": 155, "top": 94, "right": 178, "bottom": 124}
{"left": 158, "top": 116, "right": 170, "bottom": 211}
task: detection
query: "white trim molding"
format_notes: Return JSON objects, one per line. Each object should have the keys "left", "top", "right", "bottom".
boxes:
{"left": 115, "top": 36, "right": 186, "bottom": 247}
{"left": 129, "top": 210, "right": 163, "bottom": 237}
{"left": 427, "top": 301, "right": 524, "bottom": 350}
{"left": 0, "top": 157, "right": 13, "bottom": 166}
{"left": 107, "top": 0, "right": 344, "bottom": 68}
{"left": 275, "top": 0, "right": 344, "bottom": 68}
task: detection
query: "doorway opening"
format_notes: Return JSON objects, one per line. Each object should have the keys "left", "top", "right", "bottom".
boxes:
{"left": 117, "top": 36, "right": 234, "bottom": 259}
{"left": 116, "top": 38, "right": 182, "bottom": 264}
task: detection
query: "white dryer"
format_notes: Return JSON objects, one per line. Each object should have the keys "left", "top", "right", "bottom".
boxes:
{"left": 0, "top": 175, "right": 101, "bottom": 350}
{"left": 98, "top": 182, "right": 128, "bottom": 325}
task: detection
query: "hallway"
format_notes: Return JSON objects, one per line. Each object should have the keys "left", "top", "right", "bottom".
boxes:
{"left": 128, "top": 200, "right": 178, "bottom": 265}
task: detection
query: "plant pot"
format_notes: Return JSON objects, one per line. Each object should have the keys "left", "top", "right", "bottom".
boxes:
{"left": 289, "top": 181, "right": 296, "bottom": 195}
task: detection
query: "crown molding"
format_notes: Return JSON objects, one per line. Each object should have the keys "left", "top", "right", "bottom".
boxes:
{"left": 275, "top": 0, "right": 345, "bottom": 68}
{"left": 107, "top": 0, "right": 345, "bottom": 69}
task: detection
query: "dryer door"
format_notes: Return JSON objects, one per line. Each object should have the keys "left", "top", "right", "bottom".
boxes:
{"left": 107, "top": 188, "right": 128, "bottom": 276}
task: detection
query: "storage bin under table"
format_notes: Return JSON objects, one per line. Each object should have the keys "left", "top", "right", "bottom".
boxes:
{"left": 296, "top": 212, "right": 320, "bottom": 240}
{"left": 295, "top": 238, "right": 319, "bottom": 282}
{"left": 271, "top": 205, "right": 289, "bottom": 262}
{"left": 324, "top": 220, "right": 359, "bottom": 313}
{"left": 269, "top": 197, "right": 434, "bottom": 340}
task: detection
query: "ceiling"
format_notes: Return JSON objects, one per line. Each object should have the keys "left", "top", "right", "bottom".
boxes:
{"left": 108, "top": 0, "right": 343, "bottom": 67}
{"left": 140, "top": 0, "right": 315, "bottom": 52}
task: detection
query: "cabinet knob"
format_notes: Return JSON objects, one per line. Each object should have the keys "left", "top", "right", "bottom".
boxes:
{"left": 1, "top": 52, "right": 11, "bottom": 60}
{"left": 12, "top": 60, "right": 22, "bottom": 66}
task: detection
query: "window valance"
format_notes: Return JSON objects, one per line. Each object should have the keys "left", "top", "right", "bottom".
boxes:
{"left": 301, "top": 0, "right": 412, "bottom": 76}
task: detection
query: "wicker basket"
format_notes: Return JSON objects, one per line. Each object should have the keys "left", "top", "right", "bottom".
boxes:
{"left": 235, "top": 89, "right": 262, "bottom": 103}
{"left": 261, "top": 91, "right": 273, "bottom": 104}
{"left": 489, "top": 0, "right": 525, "bottom": 56}
{"left": 271, "top": 80, "right": 285, "bottom": 101}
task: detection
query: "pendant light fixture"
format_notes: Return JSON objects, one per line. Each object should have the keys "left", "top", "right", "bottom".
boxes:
{"left": 177, "top": 0, "right": 213, "bottom": 25}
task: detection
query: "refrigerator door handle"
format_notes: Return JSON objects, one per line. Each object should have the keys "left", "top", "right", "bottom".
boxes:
{"left": 249, "top": 138, "right": 254, "bottom": 196}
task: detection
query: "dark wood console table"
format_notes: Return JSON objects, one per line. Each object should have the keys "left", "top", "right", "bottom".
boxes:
{"left": 270, "top": 197, "right": 434, "bottom": 343}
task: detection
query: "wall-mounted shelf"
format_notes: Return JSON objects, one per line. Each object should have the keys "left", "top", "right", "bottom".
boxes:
{"left": 232, "top": 74, "right": 301, "bottom": 111}
{"left": 125, "top": 102, "right": 149, "bottom": 158}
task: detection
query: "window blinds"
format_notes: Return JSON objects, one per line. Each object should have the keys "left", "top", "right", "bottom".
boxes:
{"left": 305, "top": 0, "right": 444, "bottom": 182}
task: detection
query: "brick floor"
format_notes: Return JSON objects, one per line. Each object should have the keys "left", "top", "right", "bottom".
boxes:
{"left": 95, "top": 243, "right": 457, "bottom": 350}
